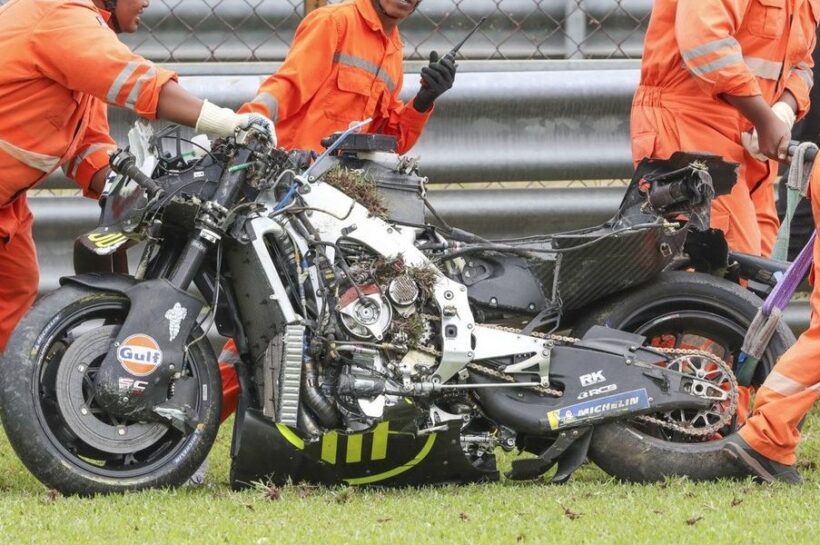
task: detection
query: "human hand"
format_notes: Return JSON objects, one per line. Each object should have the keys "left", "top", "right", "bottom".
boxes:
{"left": 412, "top": 51, "right": 457, "bottom": 112}
{"left": 742, "top": 101, "right": 795, "bottom": 161}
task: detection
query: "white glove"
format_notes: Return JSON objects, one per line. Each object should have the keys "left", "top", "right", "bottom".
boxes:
{"left": 195, "top": 100, "right": 277, "bottom": 144}
{"left": 741, "top": 101, "right": 796, "bottom": 161}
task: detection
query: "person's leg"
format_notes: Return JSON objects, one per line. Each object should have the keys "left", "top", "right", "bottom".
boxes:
{"left": 736, "top": 165, "right": 820, "bottom": 466}
{"left": 0, "top": 196, "right": 39, "bottom": 352}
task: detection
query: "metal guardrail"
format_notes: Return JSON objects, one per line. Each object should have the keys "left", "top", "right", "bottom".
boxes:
{"left": 43, "top": 61, "right": 640, "bottom": 189}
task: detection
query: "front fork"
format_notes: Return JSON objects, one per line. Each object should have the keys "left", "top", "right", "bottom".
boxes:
{"left": 91, "top": 144, "right": 260, "bottom": 424}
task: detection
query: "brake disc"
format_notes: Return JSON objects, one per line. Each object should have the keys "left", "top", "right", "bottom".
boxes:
{"left": 55, "top": 325, "right": 169, "bottom": 454}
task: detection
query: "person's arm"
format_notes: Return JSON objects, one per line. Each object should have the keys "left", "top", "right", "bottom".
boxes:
{"left": 675, "top": 0, "right": 759, "bottom": 100}
{"left": 33, "top": 2, "right": 177, "bottom": 120}
{"left": 239, "top": 10, "right": 340, "bottom": 122}
{"left": 676, "top": 0, "right": 793, "bottom": 159}
{"left": 370, "top": 68, "right": 431, "bottom": 155}
{"left": 63, "top": 99, "right": 116, "bottom": 198}
{"left": 723, "top": 94, "right": 791, "bottom": 159}
{"left": 34, "top": 2, "right": 268, "bottom": 138}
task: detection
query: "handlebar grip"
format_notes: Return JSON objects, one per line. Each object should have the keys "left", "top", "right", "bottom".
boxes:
{"left": 788, "top": 140, "right": 818, "bottom": 162}
{"left": 109, "top": 150, "right": 162, "bottom": 197}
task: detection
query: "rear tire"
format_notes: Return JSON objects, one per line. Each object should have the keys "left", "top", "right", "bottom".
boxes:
{"left": 572, "top": 271, "right": 795, "bottom": 482}
{"left": 0, "top": 284, "right": 221, "bottom": 495}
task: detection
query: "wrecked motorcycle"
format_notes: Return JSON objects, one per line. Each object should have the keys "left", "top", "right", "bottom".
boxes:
{"left": 0, "top": 121, "right": 787, "bottom": 493}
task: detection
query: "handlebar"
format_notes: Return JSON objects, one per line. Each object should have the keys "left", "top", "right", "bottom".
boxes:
{"left": 109, "top": 150, "right": 162, "bottom": 197}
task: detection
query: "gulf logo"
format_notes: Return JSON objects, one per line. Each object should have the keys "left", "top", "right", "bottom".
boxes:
{"left": 117, "top": 334, "right": 163, "bottom": 376}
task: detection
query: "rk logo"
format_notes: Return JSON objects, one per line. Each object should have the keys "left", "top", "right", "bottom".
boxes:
{"left": 579, "top": 370, "right": 606, "bottom": 387}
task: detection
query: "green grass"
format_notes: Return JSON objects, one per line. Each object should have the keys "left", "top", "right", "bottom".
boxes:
{"left": 1, "top": 412, "right": 820, "bottom": 545}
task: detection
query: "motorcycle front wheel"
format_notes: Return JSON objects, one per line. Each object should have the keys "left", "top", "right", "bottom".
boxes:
{"left": 0, "top": 284, "right": 221, "bottom": 495}
{"left": 571, "top": 271, "right": 795, "bottom": 482}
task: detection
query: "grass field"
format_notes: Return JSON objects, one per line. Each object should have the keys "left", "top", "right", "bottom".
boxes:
{"left": 1, "top": 411, "right": 819, "bottom": 545}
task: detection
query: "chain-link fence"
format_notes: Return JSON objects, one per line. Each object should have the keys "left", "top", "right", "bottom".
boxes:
{"left": 120, "top": 0, "right": 649, "bottom": 62}
{"left": 0, "top": 1, "right": 649, "bottom": 62}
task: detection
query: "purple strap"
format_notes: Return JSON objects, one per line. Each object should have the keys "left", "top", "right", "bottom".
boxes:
{"left": 763, "top": 231, "right": 816, "bottom": 315}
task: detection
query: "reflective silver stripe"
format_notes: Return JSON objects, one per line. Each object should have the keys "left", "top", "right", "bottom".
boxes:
{"left": 810, "top": 382, "right": 820, "bottom": 393}
{"left": 106, "top": 61, "right": 141, "bottom": 104}
{"left": 793, "top": 66, "right": 814, "bottom": 89}
{"left": 0, "top": 138, "right": 61, "bottom": 172}
{"left": 218, "top": 348, "right": 241, "bottom": 365}
{"left": 333, "top": 52, "right": 397, "bottom": 93}
{"left": 762, "top": 370, "right": 806, "bottom": 396}
{"left": 681, "top": 37, "right": 740, "bottom": 61}
{"left": 69, "top": 143, "right": 108, "bottom": 178}
{"left": 687, "top": 52, "right": 744, "bottom": 77}
{"left": 745, "top": 57, "right": 783, "bottom": 80}
{"left": 125, "top": 65, "right": 156, "bottom": 110}
{"left": 251, "top": 92, "right": 279, "bottom": 121}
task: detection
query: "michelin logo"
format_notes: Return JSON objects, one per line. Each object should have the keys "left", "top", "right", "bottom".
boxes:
{"left": 547, "top": 388, "right": 650, "bottom": 430}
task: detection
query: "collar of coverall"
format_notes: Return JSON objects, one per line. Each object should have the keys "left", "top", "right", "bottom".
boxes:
{"left": 355, "top": 0, "right": 403, "bottom": 50}
{"left": 92, "top": 6, "right": 117, "bottom": 32}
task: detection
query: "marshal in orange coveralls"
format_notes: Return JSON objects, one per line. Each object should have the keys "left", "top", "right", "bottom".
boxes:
{"left": 0, "top": 0, "right": 176, "bottom": 352}
{"left": 240, "top": 0, "right": 435, "bottom": 155}
{"left": 0, "top": 1, "right": 274, "bottom": 435}
{"left": 725, "top": 166, "right": 820, "bottom": 483}
{"left": 218, "top": 0, "right": 453, "bottom": 418}
{"left": 632, "top": 0, "right": 819, "bottom": 256}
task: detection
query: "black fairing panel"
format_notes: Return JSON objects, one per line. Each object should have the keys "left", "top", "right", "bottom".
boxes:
{"left": 230, "top": 409, "right": 499, "bottom": 488}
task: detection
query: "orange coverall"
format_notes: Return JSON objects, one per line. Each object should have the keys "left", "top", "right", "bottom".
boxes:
{"left": 740, "top": 165, "right": 820, "bottom": 465}
{"left": 0, "top": 0, "right": 176, "bottom": 351}
{"left": 239, "top": 0, "right": 432, "bottom": 155}
{"left": 632, "top": 0, "right": 819, "bottom": 256}
{"left": 218, "top": 0, "right": 435, "bottom": 419}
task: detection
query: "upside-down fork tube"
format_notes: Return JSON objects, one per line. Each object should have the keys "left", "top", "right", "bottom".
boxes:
{"left": 91, "top": 141, "right": 263, "bottom": 421}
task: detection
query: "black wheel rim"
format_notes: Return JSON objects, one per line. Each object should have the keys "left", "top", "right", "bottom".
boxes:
{"left": 33, "top": 295, "right": 205, "bottom": 479}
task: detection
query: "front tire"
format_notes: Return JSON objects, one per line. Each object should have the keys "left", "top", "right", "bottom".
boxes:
{"left": 572, "top": 271, "right": 795, "bottom": 482}
{"left": 0, "top": 284, "right": 221, "bottom": 495}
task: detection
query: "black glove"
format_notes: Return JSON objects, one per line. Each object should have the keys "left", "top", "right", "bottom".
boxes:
{"left": 413, "top": 50, "right": 457, "bottom": 113}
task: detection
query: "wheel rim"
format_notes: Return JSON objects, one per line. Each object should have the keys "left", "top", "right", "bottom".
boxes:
{"left": 614, "top": 306, "right": 755, "bottom": 441}
{"left": 33, "top": 296, "right": 206, "bottom": 479}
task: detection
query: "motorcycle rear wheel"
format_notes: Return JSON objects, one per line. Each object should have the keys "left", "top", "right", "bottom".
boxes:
{"left": 0, "top": 284, "right": 221, "bottom": 495}
{"left": 572, "top": 271, "right": 795, "bottom": 482}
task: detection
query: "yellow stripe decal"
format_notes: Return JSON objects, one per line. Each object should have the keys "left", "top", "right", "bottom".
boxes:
{"left": 275, "top": 423, "right": 304, "bottom": 450}
{"left": 344, "top": 434, "right": 437, "bottom": 485}
{"left": 321, "top": 431, "right": 338, "bottom": 464}
{"left": 547, "top": 410, "right": 560, "bottom": 430}
{"left": 370, "top": 422, "right": 389, "bottom": 461}
{"left": 346, "top": 434, "right": 363, "bottom": 464}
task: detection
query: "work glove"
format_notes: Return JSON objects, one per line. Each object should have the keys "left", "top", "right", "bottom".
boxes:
{"left": 195, "top": 100, "right": 277, "bottom": 144}
{"left": 741, "top": 101, "right": 795, "bottom": 161}
{"left": 413, "top": 51, "right": 457, "bottom": 113}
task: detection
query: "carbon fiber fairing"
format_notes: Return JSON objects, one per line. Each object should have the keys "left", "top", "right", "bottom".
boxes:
{"left": 527, "top": 223, "right": 688, "bottom": 311}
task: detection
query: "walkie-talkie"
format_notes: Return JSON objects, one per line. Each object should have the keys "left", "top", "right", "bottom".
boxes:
{"left": 443, "top": 16, "right": 488, "bottom": 61}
